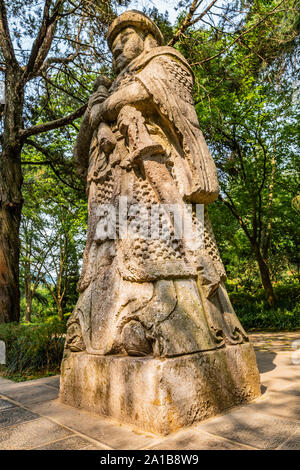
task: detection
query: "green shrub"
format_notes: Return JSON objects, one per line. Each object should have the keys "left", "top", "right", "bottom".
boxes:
{"left": 235, "top": 301, "right": 300, "bottom": 330}
{"left": 229, "top": 280, "right": 300, "bottom": 330}
{"left": 0, "top": 317, "right": 66, "bottom": 375}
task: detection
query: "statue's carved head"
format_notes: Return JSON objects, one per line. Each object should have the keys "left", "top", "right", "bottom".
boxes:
{"left": 107, "top": 10, "right": 164, "bottom": 73}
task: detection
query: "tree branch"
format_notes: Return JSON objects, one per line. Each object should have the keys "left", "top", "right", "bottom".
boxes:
{"left": 41, "top": 72, "right": 85, "bottom": 103}
{"left": 20, "top": 103, "right": 87, "bottom": 139}
{"left": 38, "top": 10, "right": 85, "bottom": 76}
{"left": 168, "top": 0, "right": 219, "bottom": 46}
{"left": 24, "top": 0, "right": 64, "bottom": 81}
{"left": 0, "top": 0, "right": 18, "bottom": 66}
{"left": 192, "top": 0, "right": 286, "bottom": 66}
{"left": 23, "top": 138, "right": 83, "bottom": 191}
{"left": 219, "top": 192, "right": 253, "bottom": 242}
{"left": 188, "top": 0, "right": 220, "bottom": 28}
{"left": 21, "top": 160, "right": 51, "bottom": 165}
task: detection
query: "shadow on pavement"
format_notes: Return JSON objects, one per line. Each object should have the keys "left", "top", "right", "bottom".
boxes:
{"left": 255, "top": 351, "right": 277, "bottom": 374}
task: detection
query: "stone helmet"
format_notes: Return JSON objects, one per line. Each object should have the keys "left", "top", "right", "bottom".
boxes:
{"left": 107, "top": 10, "right": 165, "bottom": 51}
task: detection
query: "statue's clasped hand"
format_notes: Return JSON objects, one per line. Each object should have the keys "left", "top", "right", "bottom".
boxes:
{"left": 117, "top": 105, "right": 163, "bottom": 170}
{"left": 89, "top": 75, "right": 112, "bottom": 129}
{"left": 88, "top": 91, "right": 108, "bottom": 110}
{"left": 89, "top": 96, "right": 108, "bottom": 129}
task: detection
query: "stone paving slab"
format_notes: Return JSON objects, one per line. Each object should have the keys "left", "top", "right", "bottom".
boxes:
{"left": 0, "top": 406, "right": 39, "bottom": 428}
{"left": 246, "top": 388, "right": 300, "bottom": 421}
{"left": 256, "top": 350, "right": 300, "bottom": 393}
{"left": 0, "top": 398, "right": 16, "bottom": 411}
{"left": 82, "top": 444, "right": 111, "bottom": 450}
{"left": 0, "top": 377, "right": 14, "bottom": 386}
{"left": 0, "top": 382, "right": 59, "bottom": 405}
{"left": 0, "top": 417, "right": 73, "bottom": 450}
{"left": 195, "top": 408, "right": 300, "bottom": 450}
{"left": 249, "top": 331, "right": 300, "bottom": 352}
{"left": 276, "top": 428, "right": 300, "bottom": 450}
{"left": 30, "top": 399, "right": 160, "bottom": 450}
{"left": 31, "top": 375, "right": 60, "bottom": 389}
{"left": 33, "top": 435, "right": 107, "bottom": 450}
{"left": 144, "top": 427, "right": 256, "bottom": 450}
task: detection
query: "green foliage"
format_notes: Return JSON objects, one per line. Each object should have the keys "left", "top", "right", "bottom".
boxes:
{"left": 1, "top": 2, "right": 298, "bottom": 334}
{"left": 229, "top": 281, "right": 300, "bottom": 330}
{"left": 176, "top": 0, "right": 299, "bottom": 303}
{"left": 20, "top": 77, "right": 89, "bottom": 322}
{"left": 0, "top": 317, "right": 67, "bottom": 377}
{"left": 144, "top": 6, "right": 174, "bottom": 43}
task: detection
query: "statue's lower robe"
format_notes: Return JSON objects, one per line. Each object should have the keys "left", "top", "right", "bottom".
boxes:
{"left": 60, "top": 263, "right": 260, "bottom": 435}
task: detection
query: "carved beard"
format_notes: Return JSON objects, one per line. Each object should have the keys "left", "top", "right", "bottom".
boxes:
{"left": 112, "top": 31, "right": 158, "bottom": 73}
{"left": 112, "top": 42, "right": 144, "bottom": 73}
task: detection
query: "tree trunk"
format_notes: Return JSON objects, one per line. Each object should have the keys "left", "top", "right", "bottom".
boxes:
{"left": 252, "top": 242, "right": 276, "bottom": 306}
{"left": 0, "top": 154, "right": 23, "bottom": 323}
{"left": 57, "top": 299, "right": 63, "bottom": 321}
{"left": 0, "top": 67, "right": 24, "bottom": 323}
{"left": 25, "top": 295, "right": 32, "bottom": 323}
{"left": 25, "top": 276, "right": 32, "bottom": 323}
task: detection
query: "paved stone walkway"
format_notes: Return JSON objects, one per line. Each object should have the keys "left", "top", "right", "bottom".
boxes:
{"left": 0, "top": 332, "right": 300, "bottom": 450}
{"left": 250, "top": 331, "right": 300, "bottom": 352}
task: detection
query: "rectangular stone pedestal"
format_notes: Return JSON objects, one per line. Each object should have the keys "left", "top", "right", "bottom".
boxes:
{"left": 59, "top": 343, "right": 261, "bottom": 435}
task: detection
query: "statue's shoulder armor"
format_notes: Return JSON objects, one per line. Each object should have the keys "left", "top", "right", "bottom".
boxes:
{"left": 138, "top": 48, "right": 194, "bottom": 105}
{"left": 135, "top": 46, "right": 194, "bottom": 78}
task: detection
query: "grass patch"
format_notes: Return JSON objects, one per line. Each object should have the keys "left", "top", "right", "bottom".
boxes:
{"left": 0, "top": 364, "right": 59, "bottom": 382}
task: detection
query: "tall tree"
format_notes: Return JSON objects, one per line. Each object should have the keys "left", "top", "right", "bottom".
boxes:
{"left": 177, "top": 0, "right": 299, "bottom": 304}
{"left": 20, "top": 130, "right": 87, "bottom": 322}
{"left": 0, "top": 0, "right": 128, "bottom": 322}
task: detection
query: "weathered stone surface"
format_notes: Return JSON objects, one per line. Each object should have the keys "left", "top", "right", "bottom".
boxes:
{"left": 197, "top": 409, "right": 300, "bottom": 450}
{"left": 0, "top": 417, "right": 72, "bottom": 450}
{"left": 33, "top": 435, "right": 101, "bottom": 451}
{"left": 145, "top": 428, "right": 254, "bottom": 450}
{"left": 0, "top": 398, "right": 15, "bottom": 410}
{"left": 0, "top": 407, "right": 39, "bottom": 428}
{"left": 277, "top": 428, "right": 300, "bottom": 450}
{"left": 60, "top": 343, "right": 260, "bottom": 435}
{"left": 60, "top": 9, "right": 261, "bottom": 434}
{"left": 2, "top": 382, "right": 58, "bottom": 405}
{"left": 31, "top": 400, "right": 156, "bottom": 449}
{"left": 63, "top": 9, "right": 250, "bottom": 358}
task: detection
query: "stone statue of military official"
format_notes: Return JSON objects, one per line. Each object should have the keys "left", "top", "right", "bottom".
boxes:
{"left": 60, "top": 11, "right": 260, "bottom": 435}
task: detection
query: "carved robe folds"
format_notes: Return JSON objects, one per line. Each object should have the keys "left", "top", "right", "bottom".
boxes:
{"left": 60, "top": 43, "right": 261, "bottom": 435}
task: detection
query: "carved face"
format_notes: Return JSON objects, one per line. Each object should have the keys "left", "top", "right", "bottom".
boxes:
{"left": 111, "top": 27, "right": 144, "bottom": 73}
